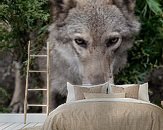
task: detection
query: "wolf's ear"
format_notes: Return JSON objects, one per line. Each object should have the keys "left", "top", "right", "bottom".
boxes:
{"left": 113, "top": 0, "right": 140, "bottom": 34}
{"left": 49, "top": 0, "right": 76, "bottom": 22}
{"left": 113, "top": 0, "right": 136, "bottom": 16}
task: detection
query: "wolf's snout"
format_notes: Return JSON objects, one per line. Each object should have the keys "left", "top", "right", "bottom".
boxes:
{"left": 90, "top": 75, "right": 106, "bottom": 85}
{"left": 82, "top": 73, "right": 106, "bottom": 85}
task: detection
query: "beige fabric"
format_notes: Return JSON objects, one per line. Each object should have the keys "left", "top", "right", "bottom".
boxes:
{"left": 110, "top": 83, "right": 150, "bottom": 102}
{"left": 138, "top": 83, "right": 149, "bottom": 102}
{"left": 24, "top": 99, "right": 163, "bottom": 130}
{"left": 66, "top": 82, "right": 110, "bottom": 102}
{"left": 112, "top": 84, "right": 139, "bottom": 99}
{"left": 41, "top": 99, "right": 163, "bottom": 130}
{"left": 84, "top": 92, "right": 125, "bottom": 99}
{"left": 112, "top": 84, "right": 138, "bottom": 88}
{"left": 74, "top": 86, "right": 102, "bottom": 100}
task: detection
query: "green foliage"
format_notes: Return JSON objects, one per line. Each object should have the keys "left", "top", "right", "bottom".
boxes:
{"left": 0, "top": 0, "right": 50, "bottom": 61}
{"left": 141, "top": 0, "right": 162, "bottom": 15}
{"left": 0, "top": 87, "right": 11, "bottom": 112}
{"left": 115, "top": 0, "right": 163, "bottom": 84}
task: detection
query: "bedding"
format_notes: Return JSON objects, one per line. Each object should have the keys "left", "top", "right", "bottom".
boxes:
{"left": 36, "top": 98, "right": 163, "bottom": 130}
{"left": 74, "top": 85, "right": 103, "bottom": 100}
{"left": 84, "top": 92, "right": 126, "bottom": 99}
{"left": 138, "top": 83, "right": 149, "bottom": 102}
{"left": 110, "top": 83, "right": 150, "bottom": 102}
{"left": 111, "top": 84, "right": 139, "bottom": 99}
{"left": 66, "top": 82, "right": 110, "bottom": 102}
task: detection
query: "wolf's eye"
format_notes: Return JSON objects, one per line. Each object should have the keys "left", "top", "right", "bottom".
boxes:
{"left": 74, "top": 38, "right": 87, "bottom": 48}
{"left": 106, "top": 37, "right": 119, "bottom": 47}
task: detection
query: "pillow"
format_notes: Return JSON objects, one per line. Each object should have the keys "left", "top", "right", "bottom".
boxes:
{"left": 84, "top": 93, "right": 126, "bottom": 99}
{"left": 138, "top": 83, "right": 149, "bottom": 102}
{"left": 110, "top": 83, "right": 149, "bottom": 102}
{"left": 74, "top": 86, "right": 103, "bottom": 100}
{"left": 66, "top": 82, "right": 110, "bottom": 103}
{"left": 111, "top": 84, "right": 139, "bottom": 99}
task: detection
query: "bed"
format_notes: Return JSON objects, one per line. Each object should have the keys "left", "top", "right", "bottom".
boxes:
{"left": 22, "top": 83, "right": 163, "bottom": 130}
{"left": 41, "top": 98, "right": 163, "bottom": 130}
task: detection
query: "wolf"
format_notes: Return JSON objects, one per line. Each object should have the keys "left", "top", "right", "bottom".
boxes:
{"left": 11, "top": 0, "right": 140, "bottom": 112}
{"left": 42, "top": 0, "right": 140, "bottom": 111}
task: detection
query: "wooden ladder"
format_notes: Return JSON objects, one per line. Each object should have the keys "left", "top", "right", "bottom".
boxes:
{"left": 24, "top": 41, "right": 50, "bottom": 124}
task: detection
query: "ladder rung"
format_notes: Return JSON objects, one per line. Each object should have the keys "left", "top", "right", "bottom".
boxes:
{"left": 28, "top": 89, "right": 47, "bottom": 91}
{"left": 30, "top": 55, "right": 47, "bottom": 57}
{"left": 27, "top": 104, "right": 47, "bottom": 107}
{"left": 29, "top": 70, "right": 47, "bottom": 73}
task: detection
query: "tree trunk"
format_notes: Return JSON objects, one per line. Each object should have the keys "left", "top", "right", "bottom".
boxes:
{"left": 10, "top": 61, "right": 25, "bottom": 113}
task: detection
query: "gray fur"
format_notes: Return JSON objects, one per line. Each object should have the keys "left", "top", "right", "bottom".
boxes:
{"left": 39, "top": 0, "right": 140, "bottom": 111}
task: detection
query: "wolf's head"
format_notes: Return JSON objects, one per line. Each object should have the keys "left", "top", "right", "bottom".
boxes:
{"left": 49, "top": 0, "right": 140, "bottom": 85}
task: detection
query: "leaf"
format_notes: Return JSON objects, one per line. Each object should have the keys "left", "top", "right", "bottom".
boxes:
{"left": 146, "top": 0, "right": 162, "bottom": 14}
